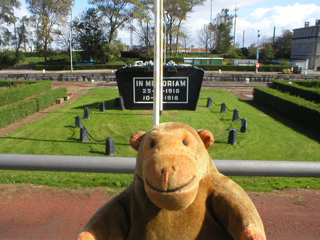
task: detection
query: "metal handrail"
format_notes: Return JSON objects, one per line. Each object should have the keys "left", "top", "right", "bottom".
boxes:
{"left": 0, "top": 154, "right": 319, "bottom": 178}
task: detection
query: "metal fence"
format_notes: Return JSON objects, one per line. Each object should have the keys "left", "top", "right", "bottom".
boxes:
{"left": 0, "top": 154, "right": 319, "bottom": 178}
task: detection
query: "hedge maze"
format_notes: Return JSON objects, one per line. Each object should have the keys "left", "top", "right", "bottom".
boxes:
{"left": 0, "top": 81, "right": 67, "bottom": 128}
{"left": 253, "top": 80, "right": 320, "bottom": 132}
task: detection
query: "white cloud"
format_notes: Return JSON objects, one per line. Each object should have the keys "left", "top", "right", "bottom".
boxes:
{"left": 12, "top": 0, "right": 320, "bottom": 49}
{"left": 235, "top": 3, "right": 320, "bottom": 47}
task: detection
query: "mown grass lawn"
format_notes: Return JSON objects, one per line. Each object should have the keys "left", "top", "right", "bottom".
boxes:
{"left": 0, "top": 88, "right": 319, "bottom": 191}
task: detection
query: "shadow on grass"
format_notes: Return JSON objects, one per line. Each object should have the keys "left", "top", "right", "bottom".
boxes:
{"left": 72, "top": 99, "right": 121, "bottom": 110}
{"left": 242, "top": 99, "right": 320, "bottom": 143}
{"left": 1, "top": 136, "right": 81, "bottom": 144}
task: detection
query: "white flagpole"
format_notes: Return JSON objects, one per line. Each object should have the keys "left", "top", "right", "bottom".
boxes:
{"left": 153, "top": 0, "right": 164, "bottom": 126}
{"left": 159, "top": 3, "right": 164, "bottom": 117}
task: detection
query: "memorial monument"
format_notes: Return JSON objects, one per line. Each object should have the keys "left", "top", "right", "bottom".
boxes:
{"left": 116, "top": 62, "right": 204, "bottom": 110}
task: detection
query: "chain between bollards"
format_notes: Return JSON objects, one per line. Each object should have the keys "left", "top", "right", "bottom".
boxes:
{"left": 79, "top": 127, "right": 116, "bottom": 155}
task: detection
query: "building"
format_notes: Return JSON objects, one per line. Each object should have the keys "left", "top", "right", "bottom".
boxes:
{"left": 178, "top": 47, "right": 208, "bottom": 53}
{"left": 291, "top": 20, "right": 320, "bottom": 69}
{"left": 232, "top": 59, "right": 258, "bottom": 66}
{"left": 183, "top": 57, "right": 223, "bottom": 65}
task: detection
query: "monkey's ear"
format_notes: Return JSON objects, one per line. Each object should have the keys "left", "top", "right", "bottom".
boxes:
{"left": 130, "top": 131, "right": 146, "bottom": 151}
{"left": 197, "top": 129, "right": 214, "bottom": 149}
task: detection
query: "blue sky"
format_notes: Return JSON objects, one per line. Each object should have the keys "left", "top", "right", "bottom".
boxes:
{"left": 16, "top": 0, "right": 320, "bottom": 48}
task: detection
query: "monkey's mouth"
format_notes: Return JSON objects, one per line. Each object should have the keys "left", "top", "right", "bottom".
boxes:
{"left": 145, "top": 176, "right": 196, "bottom": 193}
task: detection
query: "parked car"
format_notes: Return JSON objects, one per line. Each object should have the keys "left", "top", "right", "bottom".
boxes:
{"left": 317, "top": 66, "right": 320, "bottom": 71}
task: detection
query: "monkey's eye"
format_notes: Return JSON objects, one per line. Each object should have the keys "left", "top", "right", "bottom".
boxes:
{"left": 182, "top": 139, "right": 189, "bottom": 146}
{"left": 150, "top": 140, "right": 156, "bottom": 148}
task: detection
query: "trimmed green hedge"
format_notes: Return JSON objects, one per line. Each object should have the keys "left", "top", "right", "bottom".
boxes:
{"left": 0, "top": 80, "right": 35, "bottom": 88}
{"left": 0, "top": 81, "right": 52, "bottom": 107}
{"left": 35, "top": 62, "right": 294, "bottom": 72}
{"left": 253, "top": 87, "right": 320, "bottom": 131}
{"left": 35, "top": 64, "right": 126, "bottom": 71}
{"left": 194, "top": 65, "right": 292, "bottom": 72}
{"left": 271, "top": 80, "right": 320, "bottom": 103}
{"left": 0, "top": 88, "right": 67, "bottom": 128}
{"left": 0, "top": 80, "right": 13, "bottom": 88}
{"left": 295, "top": 80, "right": 320, "bottom": 88}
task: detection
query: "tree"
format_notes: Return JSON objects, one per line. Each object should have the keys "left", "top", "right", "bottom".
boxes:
{"left": 54, "top": 26, "right": 72, "bottom": 52}
{"left": 12, "top": 16, "right": 30, "bottom": 60}
{"left": 273, "top": 30, "right": 292, "bottom": 59}
{"left": 89, "top": 0, "right": 150, "bottom": 44}
{"left": 0, "top": 0, "right": 20, "bottom": 25}
{"left": 73, "top": 8, "right": 125, "bottom": 62}
{"left": 164, "top": 0, "right": 205, "bottom": 54}
{"left": 73, "top": 8, "right": 107, "bottom": 62}
{"left": 260, "top": 42, "right": 275, "bottom": 62}
{"left": 211, "top": 8, "right": 233, "bottom": 54}
{"left": 197, "top": 24, "right": 213, "bottom": 53}
{"left": 0, "top": 28, "right": 12, "bottom": 47}
{"left": 180, "top": 28, "right": 193, "bottom": 51}
{"left": 0, "top": 0, "right": 21, "bottom": 47}
{"left": 248, "top": 43, "right": 257, "bottom": 59}
{"left": 134, "top": 19, "right": 154, "bottom": 52}
{"left": 26, "top": 0, "right": 73, "bottom": 61}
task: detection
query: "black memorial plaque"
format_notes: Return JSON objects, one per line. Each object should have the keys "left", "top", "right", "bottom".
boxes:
{"left": 116, "top": 65, "right": 204, "bottom": 110}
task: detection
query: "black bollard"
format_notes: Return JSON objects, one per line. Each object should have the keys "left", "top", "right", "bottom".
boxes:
{"left": 220, "top": 103, "right": 226, "bottom": 113}
{"left": 75, "top": 115, "right": 82, "bottom": 128}
{"left": 100, "top": 101, "right": 106, "bottom": 112}
{"left": 80, "top": 127, "right": 89, "bottom": 142}
{"left": 232, "top": 109, "right": 240, "bottom": 121}
{"left": 207, "top": 97, "right": 213, "bottom": 107}
{"left": 105, "top": 137, "right": 116, "bottom": 155}
{"left": 83, "top": 107, "right": 90, "bottom": 119}
{"left": 240, "top": 118, "right": 247, "bottom": 133}
{"left": 228, "top": 129, "right": 237, "bottom": 145}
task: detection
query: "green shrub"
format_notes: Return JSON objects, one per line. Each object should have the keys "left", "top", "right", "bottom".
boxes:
{"left": 0, "top": 99, "right": 38, "bottom": 128}
{"left": 0, "top": 88, "right": 67, "bottom": 128}
{"left": 35, "top": 64, "right": 126, "bottom": 71}
{"left": 194, "top": 65, "right": 290, "bottom": 72}
{"left": 0, "top": 81, "right": 52, "bottom": 107}
{"left": 0, "top": 80, "right": 18, "bottom": 88}
{"left": 0, "top": 50, "right": 19, "bottom": 69}
{"left": 271, "top": 80, "right": 320, "bottom": 103}
{"left": 295, "top": 80, "right": 320, "bottom": 88}
{"left": 253, "top": 87, "right": 320, "bottom": 131}
{"left": 165, "top": 57, "right": 184, "bottom": 64}
{"left": 34, "top": 87, "right": 67, "bottom": 111}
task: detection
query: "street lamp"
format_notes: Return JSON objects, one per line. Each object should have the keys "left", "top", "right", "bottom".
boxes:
{"left": 255, "top": 30, "right": 260, "bottom": 74}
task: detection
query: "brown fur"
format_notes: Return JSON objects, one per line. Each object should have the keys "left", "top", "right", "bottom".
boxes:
{"left": 77, "top": 122, "right": 266, "bottom": 240}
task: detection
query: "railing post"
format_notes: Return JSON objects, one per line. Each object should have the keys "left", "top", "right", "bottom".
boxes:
{"left": 80, "top": 127, "right": 89, "bottom": 142}
{"left": 220, "top": 103, "right": 226, "bottom": 113}
{"left": 228, "top": 129, "right": 237, "bottom": 145}
{"left": 207, "top": 97, "right": 212, "bottom": 107}
{"left": 105, "top": 137, "right": 116, "bottom": 155}
{"left": 100, "top": 101, "right": 106, "bottom": 112}
{"left": 83, "top": 107, "right": 90, "bottom": 119}
{"left": 75, "top": 115, "right": 82, "bottom": 128}
{"left": 232, "top": 109, "right": 239, "bottom": 121}
{"left": 240, "top": 118, "right": 247, "bottom": 133}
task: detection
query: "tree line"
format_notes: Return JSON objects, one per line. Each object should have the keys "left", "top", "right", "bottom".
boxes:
{"left": 0, "top": 0, "right": 292, "bottom": 67}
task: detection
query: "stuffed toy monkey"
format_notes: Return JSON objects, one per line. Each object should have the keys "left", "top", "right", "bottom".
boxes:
{"left": 77, "top": 122, "right": 266, "bottom": 240}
